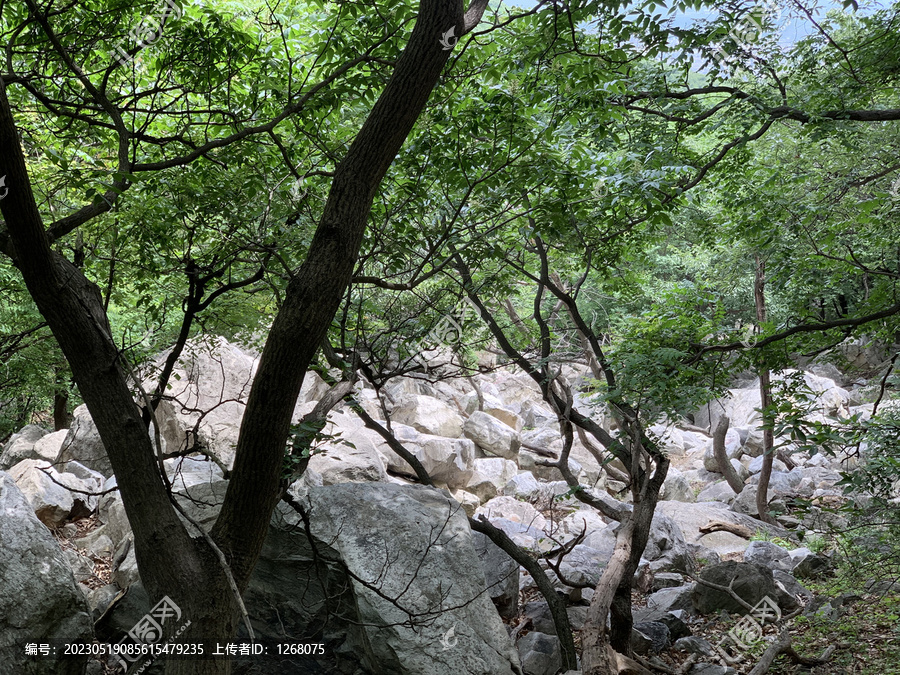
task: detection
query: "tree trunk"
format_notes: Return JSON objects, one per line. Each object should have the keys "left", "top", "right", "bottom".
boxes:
{"left": 211, "top": 0, "right": 478, "bottom": 592}
{"left": 582, "top": 519, "right": 636, "bottom": 674}
{"left": 713, "top": 415, "right": 744, "bottom": 494}
{"left": 584, "top": 451, "right": 668, "bottom": 673}
{"left": 754, "top": 256, "right": 776, "bottom": 525}
{"left": 53, "top": 381, "right": 69, "bottom": 431}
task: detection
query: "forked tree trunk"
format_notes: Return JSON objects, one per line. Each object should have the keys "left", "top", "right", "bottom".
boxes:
{"left": 583, "top": 453, "right": 668, "bottom": 675}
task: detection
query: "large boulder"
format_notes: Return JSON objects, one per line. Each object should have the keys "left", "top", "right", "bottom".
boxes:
{"left": 391, "top": 395, "right": 464, "bottom": 438}
{"left": 290, "top": 483, "right": 523, "bottom": 675}
{"left": 0, "top": 472, "right": 93, "bottom": 674}
{"left": 466, "top": 457, "right": 519, "bottom": 502}
{"left": 8, "top": 459, "right": 94, "bottom": 528}
{"left": 694, "top": 370, "right": 850, "bottom": 433}
{"left": 146, "top": 336, "right": 330, "bottom": 470}
{"left": 55, "top": 405, "right": 112, "bottom": 477}
{"left": 377, "top": 424, "right": 476, "bottom": 489}
{"left": 517, "top": 632, "right": 561, "bottom": 675}
{"left": 308, "top": 426, "right": 387, "bottom": 485}
{"left": 476, "top": 496, "right": 549, "bottom": 532}
{"left": 0, "top": 425, "right": 48, "bottom": 470}
{"left": 656, "top": 501, "right": 791, "bottom": 557}
{"left": 691, "top": 561, "right": 779, "bottom": 615}
{"left": 1, "top": 426, "right": 63, "bottom": 471}
{"left": 464, "top": 411, "right": 521, "bottom": 459}
{"left": 660, "top": 468, "right": 694, "bottom": 502}
{"left": 99, "top": 481, "right": 523, "bottom": 674}
{"left": 743, "top": 541, "right": 793, "bottom": 572}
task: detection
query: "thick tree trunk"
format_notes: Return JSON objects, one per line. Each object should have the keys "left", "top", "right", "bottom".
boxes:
{"left": 211, "top": 0, "right": 476, "bottom": 591}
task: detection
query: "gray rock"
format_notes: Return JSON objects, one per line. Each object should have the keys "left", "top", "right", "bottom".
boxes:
{"left": 645, "top": 512, "right": 693, "bottom": 572}
{"left": 773, "top": 570, "right": 813, "bottom": 602}
{"left": 657, "top": 610, "right": 692, "bottom": 641}
{"left": 691, "top": 561, "right": 778, "bottom": 615}
{"left": 747, "top": 455, "right": 787, "bottom": 475}
{"left": 8, "top": 459, "right": 92, "bottom": 527}
{"left": 652, "top": 572, "right": 685, "bottom": 591}
{"left": 392, "top": 394, "right": 464, "bottom": 438}
{"left": 0, "top": 425, "right": 48, "bottom": 471}
{"left": 743, "top": 540, "right": 793, "bottom": 572}
{"left": 467, "top": 457, "right": 519, "bottom": 501}
{"left": 517, "top": 632, "right": 561, "bottom": 675}
{"left": 524, "top": 601, "right": 556, "bottom": 635}
{"left": 84, "top": 584, "right": 121, "bottom": 621}
{"left": 696, "top": 481, "right": 738, "bottom": 505}
{"left": 557, "top": 544, "right": 608, "bottom": 587}
{"left": 308, "top": 426, "right": 388, "bottom": 485}
{"left": 464, "top": 411, "right": 521, "bottom": 459}
{"left": 790, "top": 549, "right": 830, "bottom": 579}
{"left": 297, "top": 483, "right": 523, "bottom": 674}
{"left": 64, "top": 549, "right": 95, "bottom": 584}
{"left": 0, "top": 472, "right": 93, "bottom": 674}
{"left": 473, "top": 531, "right": 519, "bottom": 619}
{"left": 518, "top": 448, "right": 582, "bottom": 482}
{"left": 641, "top": 585, "right": 695, "bottom": 619}
{"left": 503, "top": 471, "right": 544, "bottom": 500}
{"left": 655, "top": 501, "right": 790, "bottom": 557}
{"left": 381, "top": 430, "right": 475, "bottom": 489}
{"left": 661, "top": 468, "right": 694, "bottom": 502}
{"left": 56, "top": 404, "right": 112, "bottom": 477}
{"left": 103, "top": 482, "right": 523, "bottom": 674}
{"left": 674, "top": 636, "right": 714, "bottom": 657}
{"left": 111, "top": 539, "right": 140, "bottom": 589}
{"left": 632, "top": 621, "right": 670, "bottom": 654}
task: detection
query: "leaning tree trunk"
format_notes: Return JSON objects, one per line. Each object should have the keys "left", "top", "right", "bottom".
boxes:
{"left": 713, "top": 415, "right": 745, "bottom": 494}
{"left": 1, "top": 73, "right": 237, "bottom": 675}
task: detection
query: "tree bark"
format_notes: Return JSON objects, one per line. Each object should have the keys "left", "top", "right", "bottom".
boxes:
{"left": 712, "top": 415, "right": 744, "bottom": 493}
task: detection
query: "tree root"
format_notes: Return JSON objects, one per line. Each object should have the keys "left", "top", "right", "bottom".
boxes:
{"left": 748, "top": 629, "right": 835, "bottom": 675}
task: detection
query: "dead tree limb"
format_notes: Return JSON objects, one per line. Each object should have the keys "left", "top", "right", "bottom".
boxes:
{"left": 747, "top": 629, "right": 834, "bottom": 675}
{"left": 699, "top": 520, "right": 756, "bottom": 539}
{"left": 712, "top": 415, "right": 744, "bottom": 493}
